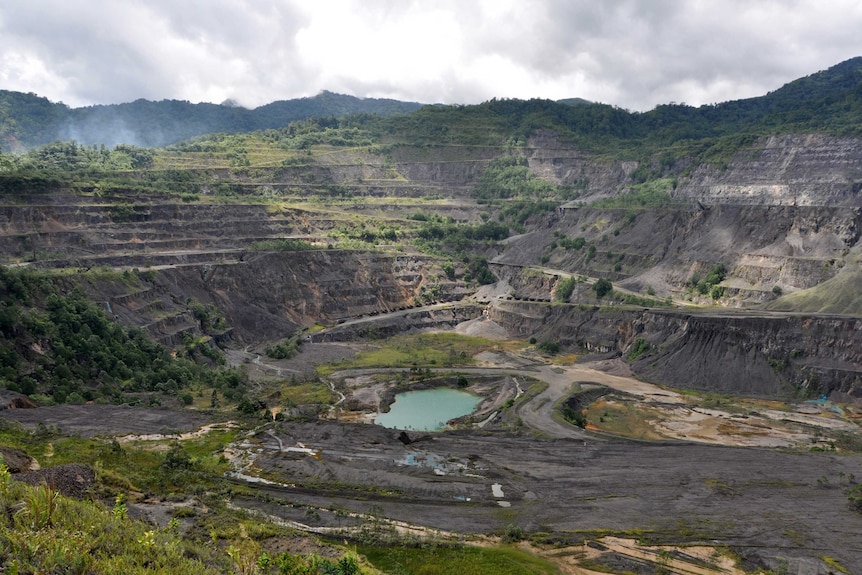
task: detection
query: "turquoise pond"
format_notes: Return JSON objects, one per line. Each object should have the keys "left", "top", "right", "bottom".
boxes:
{"left": 374, "top": 388, "right": 482, "bottom": 431}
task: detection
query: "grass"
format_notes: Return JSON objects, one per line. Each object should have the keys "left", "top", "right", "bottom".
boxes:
{"left": 764, "top": 258, "right": 862, "bottom": 315}
{"left": 182, "top": 428, "right": 239, "bottom": 459}
{"left": 279, "top": 381, "right": 335, "bottom": 406}
{"left": 820, "top": 555, "right": 850, "bottom": 574}
{"left": 0, "top": 422, "right": 384, "bottom": 573}
{"left": 590, "top": 177, "right": 675, "bottom": 209}
{"left": 0, "top": 473, "right": 226, "bottom": 574}
{"left": 322, "top": 333, "right": 504, "bottom": 372}
{"left": 356, "top": 544, "right": 561, "bottom": 575}
{"left": 0, "top": 423, "right": 237, "bottom": 497}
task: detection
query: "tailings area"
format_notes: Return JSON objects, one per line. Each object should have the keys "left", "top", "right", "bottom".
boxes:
{"left": 237, "top": 418, "right": 862, "bottom": 573}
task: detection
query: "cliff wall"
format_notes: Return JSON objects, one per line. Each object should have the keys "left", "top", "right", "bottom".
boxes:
{"left": 487, "top": 301, "right": 862, "bottom": 400}
{"left": 496, "top": 203, "right": 862, "bottom": 302}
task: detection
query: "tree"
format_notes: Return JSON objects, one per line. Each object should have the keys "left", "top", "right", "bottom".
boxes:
{"left": 593, "top": 278, "right": 613, "bottom": 298}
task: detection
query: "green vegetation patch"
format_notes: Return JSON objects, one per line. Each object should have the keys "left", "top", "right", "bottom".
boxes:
{"left": 414, "top": 215, "right": 510, "bottom": 257}
{"left": 357, "top": 544, "right": 560, "bottom": 575}
{"left": 592, "top": 177, "right": 674, "bottom": 209}
{"left": 279, "top": 381, "right": 335, "bottom": 406}
{"left": 0, "top": 266, "right": 245, "bottom": 405}
{"left": 265, "top": 334, "right": 304, "bottom": 360}
{"left": 0, "top": 470, "right": 224, "bottom": 574}
{"left": 686, "top": 263, "right": 726, "bottom": 297}
{"left": 335, "top": 333, "right": 499, "bottom": 370}
{"left": 473, "top": 156, "right": 559, "bottom": 201}
{"left": 554, "top": 277, "right": 577, "bottom": 302}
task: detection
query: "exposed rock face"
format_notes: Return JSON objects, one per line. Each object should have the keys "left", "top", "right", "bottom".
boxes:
{"left": 311, "top": 304, "right": 483, "bottom": 343}
{"left": 487, "top": 301, "right": 862, "bottom": 400}
{"left": 526, "top": 130, "right": 631, "bottom": 199}
{"left": 496, "top": 203, "right": 862, "bottom": 301}
{"left": 679, "top": 134, "right": 862, "bottom": 207}
{"left": 115, "top": 251, "right": 451, "bottom": 345}
{"left": 526, "top": 131, "right": 862, "bottom": 208}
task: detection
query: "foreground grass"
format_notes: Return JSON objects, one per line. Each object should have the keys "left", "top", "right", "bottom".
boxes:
{"left": 356, "top": 544, "right": 560, "bottom": 575}
{"left": 0, "top": 421, "right": 382, "bottom": 574}
{"left": 0, "top": 466, "right": 226, "bottom": 574}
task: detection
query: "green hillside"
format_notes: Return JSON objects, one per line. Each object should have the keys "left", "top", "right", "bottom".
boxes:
{"left": 3, "top": 57, "right": 862, "bottom": 154}
{"left": 0, "top": 90, "right": 423, "bottom": 150}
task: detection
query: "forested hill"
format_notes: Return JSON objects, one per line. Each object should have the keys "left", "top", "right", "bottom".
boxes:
{"left": 0, "top": 90, "right": 424, "bottom": 151}
{"left": 2, "top": 57, "right": 862, "bottom": 153}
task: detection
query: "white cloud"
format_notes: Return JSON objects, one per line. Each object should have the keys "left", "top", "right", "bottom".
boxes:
{"left": 0, "top": 0, "right": 860, "bottom": 110}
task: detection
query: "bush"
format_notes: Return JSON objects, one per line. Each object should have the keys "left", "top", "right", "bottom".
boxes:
{"left": 162, "top": 444, "right": 192, "bottom": 470}
{"left": 265, "top": 336, "right": 302, "bottom": 360}
{"left": 502, "top": 523, "right": 525, "bottom": 542}
{"left": 536, "top": 341, "right": 560, "bottom": 355}
{"left": 593, "top": 278, "right": 613, "bottom": 298}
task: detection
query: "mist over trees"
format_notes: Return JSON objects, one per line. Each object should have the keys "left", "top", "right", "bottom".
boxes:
{"left": 0, "top": 90, "right": 423, "bottom": 150}
{"left": 3, "top": 57, "right": 862, "bottom": 153}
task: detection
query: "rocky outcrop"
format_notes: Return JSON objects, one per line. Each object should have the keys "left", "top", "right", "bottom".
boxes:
{"left": 526, "top": 130, "right": 631, "bottom": 200}
{"left": 526, "top": 132, "right": 862, "bottom": 208}
{"left": 0, "top": 391, "right": 38, "bottom": 409}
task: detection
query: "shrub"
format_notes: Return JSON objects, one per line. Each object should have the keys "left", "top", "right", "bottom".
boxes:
{"left": 593, "top": 278, "right": 613, "bottom": 298}
{"left": 536, "top": 341, "right": 560, "bottom": 355}
{"left": 163, "top": 444, "right": 192, "bottom": 470}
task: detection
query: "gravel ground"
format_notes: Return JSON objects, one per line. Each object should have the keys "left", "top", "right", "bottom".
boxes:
{"left": 246, "top": 419, "right": 862, "bottom": 574}
{"left": 1, "top": 404, "right": 215, "bottom": 437}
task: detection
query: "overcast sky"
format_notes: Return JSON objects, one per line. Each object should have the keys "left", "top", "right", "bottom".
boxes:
{"left": 2, "top": 0, "right": 861, "bottom": 112}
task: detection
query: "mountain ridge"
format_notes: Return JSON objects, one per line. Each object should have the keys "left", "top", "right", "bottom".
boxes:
{"left": 2, "top": 57, "right": 861, "bottom": 152}
{"left": 0, "top": 90, "right": 425, "bottom": 150}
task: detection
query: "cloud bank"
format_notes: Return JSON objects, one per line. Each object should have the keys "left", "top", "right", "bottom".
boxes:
{"left": 2, "top": 0, "right": 861, "bottom": 111}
